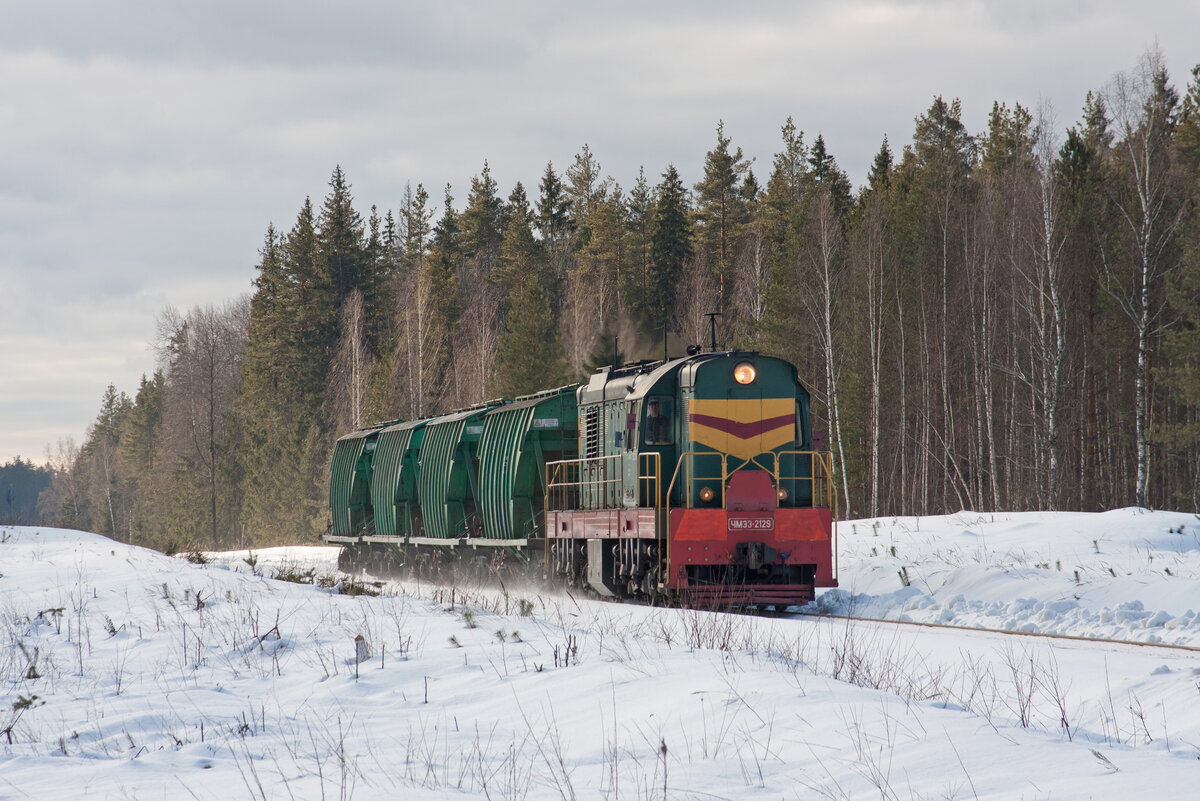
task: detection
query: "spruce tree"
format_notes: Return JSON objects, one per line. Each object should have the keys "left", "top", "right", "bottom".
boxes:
{"left": 1158, "top": 64, "right": 1200, "bottom": 507}
{"left": 400, "top": 183, "right": 446, "bottom": 417}
{"left": 759, "top": 119, "right": 810, "bottom": 360}
{"left": 807, "top": 134, "right": 853, "bottom": 221}
{"left": 494, "top": 279, "right": 566, "bottom": 398}
{"left": 694, "top": 121, "right": 752, "bottom": 311}
{"left": 363, "top": 204, "right": 395, "bottom": 354}
{"left": 317, "top": 166, "right": 367, "bottom": 309}
{"left": 429, "top": 184, "right": 464, "bottom": 330}
{"left": 625, "top": 167, "right": 654, "bottom": 329}
{"left": 536, "top": 162, "right": 573, "bottom": 252}
{"left": 285, "top": 197, "right": 336, "bottom": 418}
{"left": 495, "top": 182, "right": 547, "bottom": 315}
{"left": 461, "top": 161, "right": 504, "bottom": 280}
{"left": 646, "top": 164, "right": 693, "bottom": 336}
{"left": 867, "top": 137, "right": 894, "bottom": 193}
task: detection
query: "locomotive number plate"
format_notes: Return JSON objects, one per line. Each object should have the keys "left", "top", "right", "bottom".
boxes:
{"left": 728, "top": 516, "right": 774, "bottom": 531}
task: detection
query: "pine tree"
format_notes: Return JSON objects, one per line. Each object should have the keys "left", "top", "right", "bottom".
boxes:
{"left": 980, "top": 101, "right": 1036, "bottom": 175}
{"left": 578, "top": 185, "right": 628, "bottom": 333}
{"left": 566, "top": 144, "right": 607, "bottom": 238}
{"left": 462, "top": 161, "right": 504, "bottom": 279}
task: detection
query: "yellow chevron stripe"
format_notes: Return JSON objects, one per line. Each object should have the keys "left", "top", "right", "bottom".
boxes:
{"left": 690, "top": 417, "right": 796, "bottom": 461}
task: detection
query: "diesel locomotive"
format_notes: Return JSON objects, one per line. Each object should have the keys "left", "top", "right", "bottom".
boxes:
{"left": 324, "top": 349, "right": 837, "bottom": 607}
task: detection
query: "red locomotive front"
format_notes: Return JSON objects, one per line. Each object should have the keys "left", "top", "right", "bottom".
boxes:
{"left": 545, "top": 350, "right": 837, "bottom": 608}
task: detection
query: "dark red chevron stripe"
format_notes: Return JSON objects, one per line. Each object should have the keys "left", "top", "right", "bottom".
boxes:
{"left": 689, "top": 413, "right": 794, "bottom": 440}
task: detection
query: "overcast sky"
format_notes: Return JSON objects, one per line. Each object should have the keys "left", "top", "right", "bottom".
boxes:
{"left": 2, "top": 1, "right": 1197, "bottom": 465}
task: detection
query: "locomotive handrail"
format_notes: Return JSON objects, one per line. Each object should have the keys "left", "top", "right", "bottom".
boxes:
{"left": 775, "top": 450, "right": 837, "bottom": 512}
{"left": 544, "top": 452, "right": 663, "bottom": 514}
{"left": 544, "top": 453, "right": 623, "bottom": 511}
{"left": 640, "top": 452, "right": 664, "bottom": 581}
{"left": 777, "top": 450, "right": 839, "bottom": 581}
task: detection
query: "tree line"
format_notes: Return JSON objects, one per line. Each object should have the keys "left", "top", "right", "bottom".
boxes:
{"left": 35, "top": 48, "right": 1200, "bottom": 550}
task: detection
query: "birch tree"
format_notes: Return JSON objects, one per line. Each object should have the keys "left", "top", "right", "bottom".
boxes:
{"left": 1104, "top": 48, "right": 1186, "bottom": 508}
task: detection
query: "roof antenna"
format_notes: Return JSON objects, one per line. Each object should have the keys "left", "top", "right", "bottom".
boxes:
{"left": 662, "top": 321, "right": 668, "bottom": 361}
{"left": 704, "top": 312, "right": 722, "bottom": 352}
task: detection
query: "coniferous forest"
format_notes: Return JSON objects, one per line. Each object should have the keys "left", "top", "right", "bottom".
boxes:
{"left": 36, "top": 50, "right": 1200, "bottom": 550}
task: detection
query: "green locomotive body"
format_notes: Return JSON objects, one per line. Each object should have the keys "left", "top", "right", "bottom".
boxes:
{"left": 326, "top": 351, "right": 836, "bottom": 606}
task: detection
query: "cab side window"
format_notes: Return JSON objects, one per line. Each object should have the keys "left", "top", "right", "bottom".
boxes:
{"left": 643, "top": 397, "right": 673, "bottom": 445}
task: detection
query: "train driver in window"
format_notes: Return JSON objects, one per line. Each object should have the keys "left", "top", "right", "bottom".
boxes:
{"left": 644, "top": 399, "right": 670, "bottom": 445}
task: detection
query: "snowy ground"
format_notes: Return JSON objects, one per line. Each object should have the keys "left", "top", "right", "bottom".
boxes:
{"left": 3, "top": 509, "right": 1200, "bottom": 800}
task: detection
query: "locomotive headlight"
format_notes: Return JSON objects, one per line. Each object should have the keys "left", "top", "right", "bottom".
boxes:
{"left": 699, "top": 486, "right": 715, "bottom": 503}
{"left": 777, "top": 488, "right": 789, "bottom": 502}
{"left": 733, "top": 362, "right": 757, "bottom": 385}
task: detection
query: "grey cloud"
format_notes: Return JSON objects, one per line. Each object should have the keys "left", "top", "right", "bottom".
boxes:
{"left": 2, "top": 1, "right": 533, "bottom": 69}
{"left": 2, "top": 1, "right": 1199, "bottom": 464}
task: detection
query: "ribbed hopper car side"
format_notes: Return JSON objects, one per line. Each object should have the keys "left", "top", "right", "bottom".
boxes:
{"left": 328, "top": 424, "right": 393, "bottom": 539}
{"left": 416, "top": 403, "right": 503, "bottom": 540}
{"left": 477, "top": 386, "right": 580, "bottom": 544}
{"left": 369, "top": 420, "right": 428, "bottom": 538}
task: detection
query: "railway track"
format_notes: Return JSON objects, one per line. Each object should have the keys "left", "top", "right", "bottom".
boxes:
{"left": 788, "top": 608, "right": 1200, "bottom": 654}
{"left": 327, "top": 550, "right": 1200, "bottom": 656}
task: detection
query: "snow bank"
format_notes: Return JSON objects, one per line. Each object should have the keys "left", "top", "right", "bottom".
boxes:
{"left": 4, "top": 513, "right": 1200, "bottom": 800}
{"left": 829, "top": 508, "right": 1200, "bottom": 645}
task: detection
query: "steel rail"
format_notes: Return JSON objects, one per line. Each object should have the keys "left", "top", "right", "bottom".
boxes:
{"left": 791, "top": 609, "right": 1200, "bottom": 654}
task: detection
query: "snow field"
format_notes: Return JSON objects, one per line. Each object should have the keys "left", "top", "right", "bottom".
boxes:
{"left": 2, "top": 510, "right": 1200, "bottom": 799}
